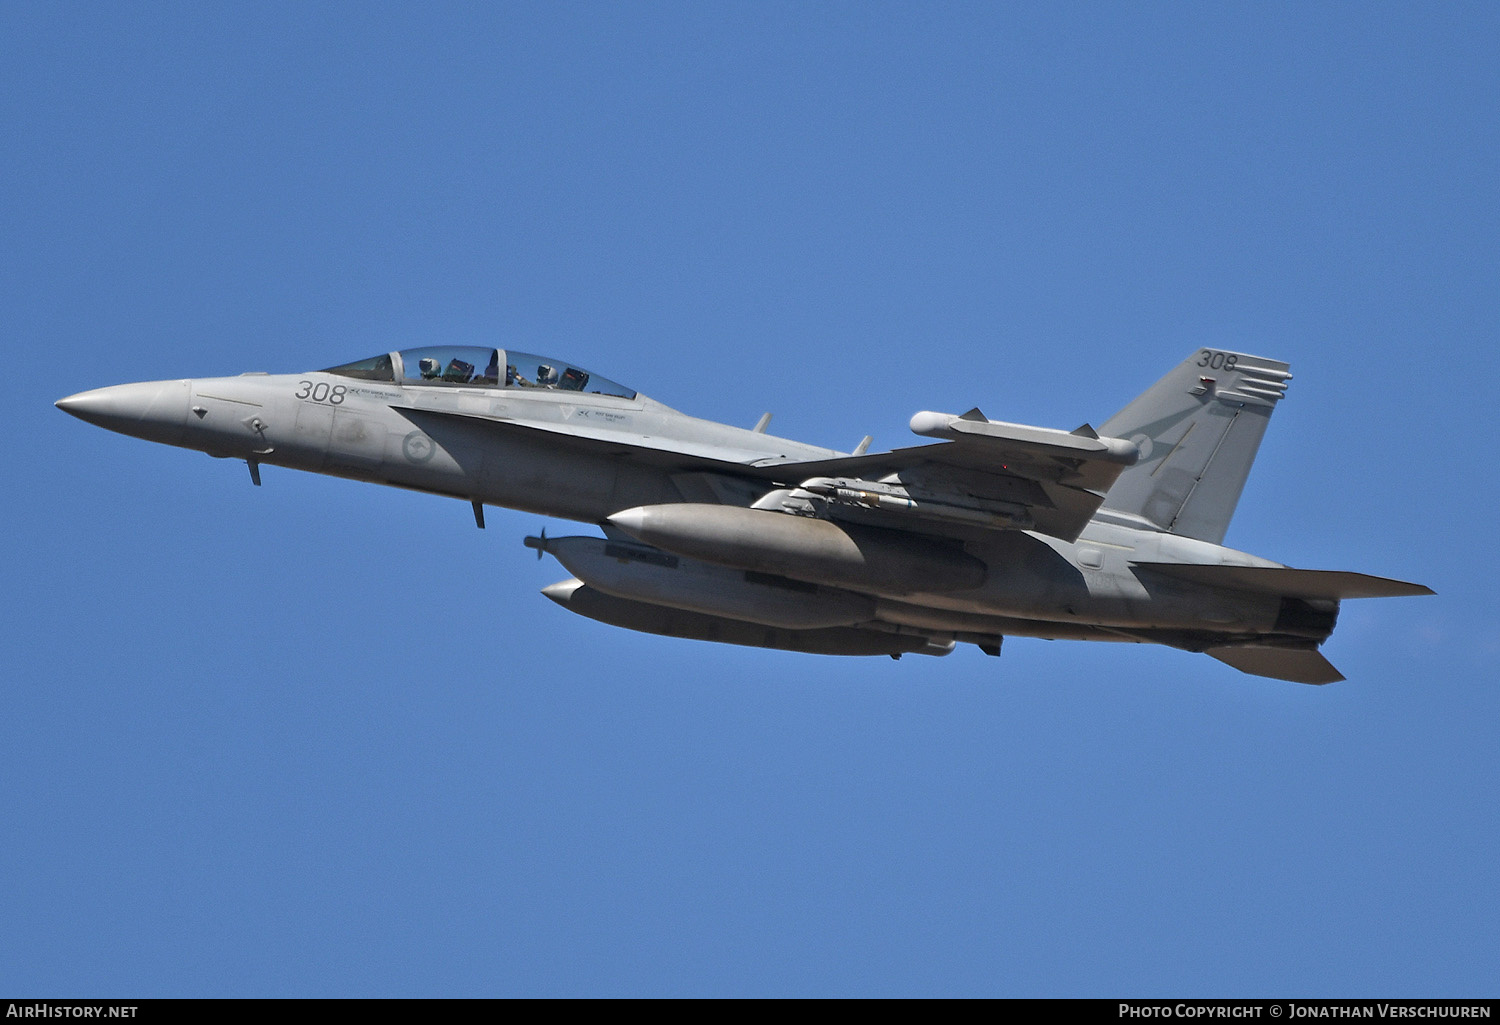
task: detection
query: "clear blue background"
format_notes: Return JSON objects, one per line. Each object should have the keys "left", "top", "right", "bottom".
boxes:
{"left": 4, "top": 2, "right": 1494, "bottom": 997}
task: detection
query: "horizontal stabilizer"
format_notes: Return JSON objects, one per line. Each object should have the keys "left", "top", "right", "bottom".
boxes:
{"left": 1206, "top": 645, "right": 1344, "bottom": 685}
{"left": 1132, "top": 562, "right": 1433, "bottom": 600}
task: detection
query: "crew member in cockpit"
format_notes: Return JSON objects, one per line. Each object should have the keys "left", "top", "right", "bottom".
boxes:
{"left": 479, "top": 350, "right": 500, "bottom": 386}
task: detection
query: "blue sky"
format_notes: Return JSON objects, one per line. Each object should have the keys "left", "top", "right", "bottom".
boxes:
{"left": 4, "top": 2, "right": 1496, "bottom": 996}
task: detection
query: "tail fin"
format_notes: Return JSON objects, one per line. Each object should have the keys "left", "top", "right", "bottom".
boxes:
{"left": 1097, "top": 349, "right": 1290, "bottom": 544}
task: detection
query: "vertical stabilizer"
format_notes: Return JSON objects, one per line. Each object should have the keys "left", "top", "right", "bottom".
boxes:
{"left": 1097, "top": 349, "right": 1290, "bottom": 544}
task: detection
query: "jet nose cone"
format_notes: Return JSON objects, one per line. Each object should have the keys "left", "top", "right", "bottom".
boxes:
{"left": 55, "top": 381, "right": 190, "bottom": 445}
{"left": 55, "top": 388, "right": 121, "bottom": 425}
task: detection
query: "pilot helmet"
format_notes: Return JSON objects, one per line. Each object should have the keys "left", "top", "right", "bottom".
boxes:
{"left": 537, "top": 364, "right": 557, "bottom": 385}
{"left": 419, "top": 357, "right": 441, "bottom": 379}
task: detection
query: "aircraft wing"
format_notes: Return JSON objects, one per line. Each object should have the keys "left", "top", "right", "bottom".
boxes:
{"left": 747, "top": 413, "right": 1142, "bottom": 542}
{"left": 396, "top": 404, "right": 1139, "bottom": 543}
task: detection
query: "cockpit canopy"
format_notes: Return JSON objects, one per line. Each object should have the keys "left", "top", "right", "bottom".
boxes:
{"left": 323, "top": 346, "right": 637, "bottom": 400}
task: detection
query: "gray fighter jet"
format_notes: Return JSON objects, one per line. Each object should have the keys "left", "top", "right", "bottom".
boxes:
{"left": 57, "top": 344, "right": 1430, "bottom": 683}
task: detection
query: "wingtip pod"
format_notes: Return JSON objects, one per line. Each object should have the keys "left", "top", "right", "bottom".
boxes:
{"left": 908, "top": 411, "right": 1140, "bottom": 464}
{"left": 908, "top": 410, "right": 952, "bottom": 436}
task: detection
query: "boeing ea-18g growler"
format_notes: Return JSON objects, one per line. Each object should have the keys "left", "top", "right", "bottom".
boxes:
{"left": 57, "top": 345, "right": 1431, "bottom": 683}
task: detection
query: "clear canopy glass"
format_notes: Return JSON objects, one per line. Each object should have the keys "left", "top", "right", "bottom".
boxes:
{"left": 323, "top": 347, "right": 636, "bottom": 399}
{"left": 321, "top": 352, "right": 395, "bottom": 381}
{"left": 396, "top": 346, "right": 500, "bottom": 386}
